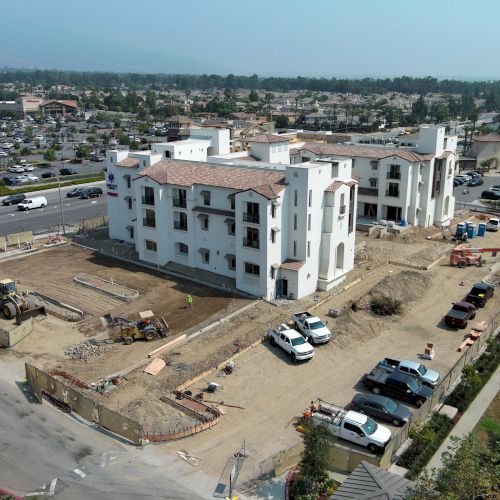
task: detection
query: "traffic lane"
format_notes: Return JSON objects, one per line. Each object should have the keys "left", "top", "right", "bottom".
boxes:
{"left": 453, "top": 175, "right": 500, "bottom": 203}
{"left": 0, "top": 196, "right": 107, "bottom": 234}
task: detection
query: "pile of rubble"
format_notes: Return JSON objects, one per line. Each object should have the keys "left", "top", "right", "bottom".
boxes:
{"left": 64, "top": 342, "right": 109, "bottom": 361}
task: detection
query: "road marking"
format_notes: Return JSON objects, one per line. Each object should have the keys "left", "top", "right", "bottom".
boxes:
{"left": 27, "top": 478, "right": 65, "bottom": 497}
{"left": 99, "top": 451, "right": 117, "bottom": 468}
{"left": 67, "top": 466, "right": 88, "bottom": 480}
{"left": 49, "top": 478, "right": 57, "bottom": 493}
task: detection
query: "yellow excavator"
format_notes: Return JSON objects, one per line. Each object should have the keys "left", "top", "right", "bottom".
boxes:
{"left": 0, "top": 278, "right": 46, "bottom": 324}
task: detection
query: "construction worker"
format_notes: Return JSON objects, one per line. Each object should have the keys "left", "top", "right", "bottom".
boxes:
{"left": 186, "top": 294, "right": 193, "bottom": 309}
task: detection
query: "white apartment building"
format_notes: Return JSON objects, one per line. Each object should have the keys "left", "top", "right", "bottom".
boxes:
{"left": 106, "top": 152, "right": 357, "bottom": 300}
{"left": 291, "top": 126, "right": 456, "bottom": 228}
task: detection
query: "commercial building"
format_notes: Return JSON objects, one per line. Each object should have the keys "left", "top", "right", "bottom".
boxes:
{"left": 0, "top": 96, "right": 78, "bottom": 118}
{"left": 105, "top": 149, "right": 357, "bottom": 300}
{"left": 470, "top": 134, "right": 500, "bottom": 168}
{"left": 291, "top": 126, "right": 456, "bottom": 228}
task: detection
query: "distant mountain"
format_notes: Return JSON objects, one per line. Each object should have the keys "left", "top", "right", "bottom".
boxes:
{"left": 0, "top": 22, "right": 227, "bottom": 74}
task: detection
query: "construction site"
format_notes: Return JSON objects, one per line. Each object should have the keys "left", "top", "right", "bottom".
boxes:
{"left": 1, "top": 211, "right": 500, "bottom": 494}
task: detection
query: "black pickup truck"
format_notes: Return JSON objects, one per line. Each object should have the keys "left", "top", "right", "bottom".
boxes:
{"left": 362, "top": 368, "right": 433, "bottom": 407}
{"left": 465, "top": 283, "right": 494, "bottom": 308}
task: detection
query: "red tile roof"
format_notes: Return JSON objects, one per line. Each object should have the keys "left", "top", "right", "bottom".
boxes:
{"left": 40, "top": 99, "right": 78, "bottom": 108}
{"left": 472, "top": 134, "right": 500, "bottom": 142}
{"left": 437, "top": 151, "right": 453, "bottom": 159}
{"left": 115, "top": 157, "right": 140, "bottom": 168}
{"left": 325, "top": 179, "right": 358, "bottom": 192}
{"left": 139, "top": 159, "right": 286, "bottom": 192}
{"left": 246, "top": 134, "right": 290, "bottom": 144}
{"left": 295, "top": 143, "right": 432, "bottom": 162}
{"left": 280, "top": 260, "right": 305, "bottom": 271}
{"left": 245, "top": 180, "right": 287, "bottom": 200}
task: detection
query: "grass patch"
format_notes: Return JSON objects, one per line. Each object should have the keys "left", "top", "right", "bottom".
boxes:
{"left": 480, "top": 417, "right": 500, "bottom": 438}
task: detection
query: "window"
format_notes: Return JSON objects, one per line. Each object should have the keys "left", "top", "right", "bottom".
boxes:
{"left": 199, "top": 249, "right": 210, "bottom": 264}
{"left": 228, "top": 221, "right": 235, "bottom": 235}
{"left": 174, "top": 211, "right": 188, "bottom": 231}
{"left": 308, "top": 214, "right": 311, "bottom": 231}
{"left": 270, "top": 266, "right": 276, "bottom": 279}
{"left": 294, "top": 214, "right": 298, "bottom": 230}
{"left": 200, "top": 215, "right": 209, "bottom": 231}
{"left": 178, "top": 243, "right": 188, "bottom": 254}
{"left": 228, "top": 257, "right": 236, "bottom": 270}
{"left": 124, "top": 175, "right": 131, "bottom": 189}
{"left": 294, "top": 190, "right": 298, "bottom": 207}
{"left": 127, "top": 198, "right": 132, "bottom": 210}
{"left": 128, "top": 226, "right": 134, "bottom": 239}
{"left": 202, "top": 190, "right": 211, "bottom": 206}
{"left": 243, "top": 202, "right": 260, "bottom": 223}
{"left": 271, "top": 203, "right": 276, "bottom": 218}
{"left": 243, "top": 227, "right": 259, "bottom": 249}
{"left": 308, "top": 189, "right": 312, "bottom": 207}
{"left": 244, "top": 262, "right": 260, "bottom": 276}
{"left": 229, "top": 194, "right": 235, "bottom": 210}
{"left": 145, "top": 239, "right": 157, "bottom": 252}
{"left": 370, "top": 160, "right": 379, "bottom": 170}
{"left": 293, "top": 240, "right": 297, "bottom": 257}
{"left": 142, "top": 186, "right": 155, "bottom": 205}
{"left": 387, "top": 164, "right": 401, "bottom": 180}
{"left": 369, "top": 178, "right": 378, "bottom": 188}
{"left": 173, "top": 188, "right": 187, "bottom": 208}
{"left": 386, "top": 183, "right": 399, "bottom": 197}
{"left": 340, "top": 193, "right": 346, "bottom": 214}
{"left": 143, "top": 208, "right": 156, "bottom": 228}
{"left": 271, "top": 228, "right": 277, "bottom": 243}
{"left": 307, "top": 241, "right": 311, "bottom": 258}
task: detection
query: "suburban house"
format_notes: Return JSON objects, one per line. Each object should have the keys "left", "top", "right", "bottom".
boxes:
{"left": 291, "top": 126, "right": 456, "bottom": 228}
{"left": 105, "top": 151, "right": 358, "bottom": 300}
{"left": 470, "top": 134, "right": 500, "bottom": 168}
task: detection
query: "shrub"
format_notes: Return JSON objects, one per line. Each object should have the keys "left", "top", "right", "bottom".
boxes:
{"left": 370, "top": 295, "right": 402, "bottom": 315}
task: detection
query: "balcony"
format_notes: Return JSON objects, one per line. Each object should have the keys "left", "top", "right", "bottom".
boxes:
{"left": 174, "top": 221, "right": 188, "bottom": 231}
{"left": 173, "top": 198, "right": 187, "bottom": 208}
{"left": 141, "top": 196, "right": 155, "bottom": 206}
{"left": 243, "top": 212, "right": 260, "bottom": 224}
{"left": 385, "top": 190, "right": 400, "bottom": 198}
{"left": 386, "top": 172, "right": 401, "bottom": 180}
{"left": 243, "top": 238, "right": 260, "bottom": 249}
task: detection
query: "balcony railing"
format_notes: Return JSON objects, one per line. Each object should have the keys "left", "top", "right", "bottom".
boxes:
{"left": 174, "top": 221, "right": 188, "bottom": 231}
{"left": 143, "top": 218, "right": 156, "bottom": 228}
{"left": 243, "top": 213, "right": 260, "bottom": 224}
{"left": 243, "top": 238, "right": 260, "bottom": 249}
{"left": 141, "top": 196, "right": 155, "bottom": 206}
{"left": 385, "top": 190, "right": 400, "bottom": 198}
{"left": 173, "top": 198, "right": 187, "bottom": 208}
{"left": 386, "top": 172, "right": 401, "bottom": 180}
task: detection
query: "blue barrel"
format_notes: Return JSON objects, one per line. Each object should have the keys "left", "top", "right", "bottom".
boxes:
{"left": 456, "top": 223, "right": 466, "bottom": 236}
{"left": 467, "top": 224, "right": 477, "bottom": 238}
{"left": 478, "top": 223, "right": 486, "bottom": 237}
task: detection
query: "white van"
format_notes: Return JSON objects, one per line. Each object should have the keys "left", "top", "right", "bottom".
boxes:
{"left": 17, "top": 196, "right": 47, "bottom": 211}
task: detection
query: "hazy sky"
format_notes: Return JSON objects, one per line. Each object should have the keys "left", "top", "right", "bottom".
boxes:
{"left": 1, "top": 0, "right": 499, "bottom": 78}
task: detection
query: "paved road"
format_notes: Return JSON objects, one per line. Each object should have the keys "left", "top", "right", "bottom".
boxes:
{"left": 0, "top": 183, "right": 107, "bottom": 235}
{"left": 0, "top": 364, "right": 208, "bottom": 499}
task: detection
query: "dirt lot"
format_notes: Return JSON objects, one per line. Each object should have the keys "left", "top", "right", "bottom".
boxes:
{"left": 2, "top": 214, "right": 500, "bottom": 488}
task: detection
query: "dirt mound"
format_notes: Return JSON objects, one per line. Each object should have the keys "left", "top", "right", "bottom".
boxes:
{"left": 369, "top": 270, "right": 431, "bottom": 305}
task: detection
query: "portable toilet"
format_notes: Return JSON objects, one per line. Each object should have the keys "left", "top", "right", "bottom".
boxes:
{"left": 456, "top": 223, "right": 466, "bottom": 237}
{"left": 467, "top": 224, "right": 477, "bottom": 239}
{"left": 478, "top": 223, "right": 486, "bottom": 237}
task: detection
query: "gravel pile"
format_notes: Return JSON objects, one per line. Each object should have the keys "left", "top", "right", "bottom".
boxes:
{"left": 64, "top": 342, "right": 109, "bottom": 361}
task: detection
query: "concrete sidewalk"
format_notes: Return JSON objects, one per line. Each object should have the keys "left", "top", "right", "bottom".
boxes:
{"left": 426, "top": 364, "right": 500, "bottom": 472}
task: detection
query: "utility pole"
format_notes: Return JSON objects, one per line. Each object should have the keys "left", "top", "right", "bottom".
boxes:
{"left": 57, "top": 153, "right": 66, "bottom": 235}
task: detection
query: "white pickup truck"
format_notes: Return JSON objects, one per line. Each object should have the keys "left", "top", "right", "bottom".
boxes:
{"left": 293, "top": 311, "right": 332, "bottom": 344}
{"left": 486, "top": 217, "right": 499, "bottom": 232}
{"left": 311, "top": 399, "right": 392, "bottom": 454}
{"left": 267, "top": 324, "right": 315, "bottom": 362}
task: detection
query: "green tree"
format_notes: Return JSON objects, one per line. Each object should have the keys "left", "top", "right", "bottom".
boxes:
{"left": 43, "top": 149, "right": 56, "bottom": 162}
{"left": 273, "top": 114, "right": 289, "bottom": 128}
{"left": 411, "top": 96, "right": 428, "bottom": 123}
{"left": 430, "top": 102, "right": 448, "bottom": 124}
{"left": 248, "top": 89, "right": 259, "bottom": 102}
{"left": 20, "top": 147, "right": 30, "bottom": 156}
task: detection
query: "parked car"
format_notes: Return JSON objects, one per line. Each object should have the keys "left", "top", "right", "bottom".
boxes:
{"left": 79, "top": 187, "right": 103, "bottom": 199}
{"left": 1, "top": 176, "right": 20, "bottom": 186}
{"left": 347, "top": 393, "right": 412, "bottom": 427}
{"left": 22, "top": 174, "right": 39, "bottom": 183}
{"left": 2, "top": 193, "right": 26, "bottom": 206}
{"left": 293, "top": 311, "right": 331, "bottom": 344}
{"left": 90, "top": 155, "right": 105, "bottom": 162}
{"left": 67, "top": 186, "right": 88, "bottom": 198}
{"left": 486, "top": 217, "right": 499, "bottom": 232}
{"left": 481, "top": 190, "right": 500, "bottom": 200}
{"left": 453, "top": 177, "right": 465, "bottom": 185}
{"left": 467, "top": 178, "right": 483, "bottom": 187}
{"left": 17, "top": 196, "right": 48, "bottom": 211}
{"left": 0, "top": 151, "right": 8, "bottom": 157}
{"left": 311, "top": 400, "right": 392, "bottom": 453}
{"left": 41, "top": 172, "right": 56, "bottom": 179}
{"left": 362, "top": 368, "right": 433, "bottom": 408}
{"left": 8, "top": 165, "right": 24, "bottom": 173}
{"left": 59, "top": 168, "right": 76, "bottom": 176}
{"left": 444, "top": 301, "right": 476, "bottom": 329}
{"left": 23, "top": 164, "right": 34, "bottom": 171}
{"left": 267, "top": 324, "right": 314, "bottom": 362}
{"left": 465, "top": 283, "right": 494, "bottom": 308}
{"left": 465, "top": 171, "right": 480, "bottom": 178}
{"left": 376, "top": 358, "right": 440, "bottom": 388}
